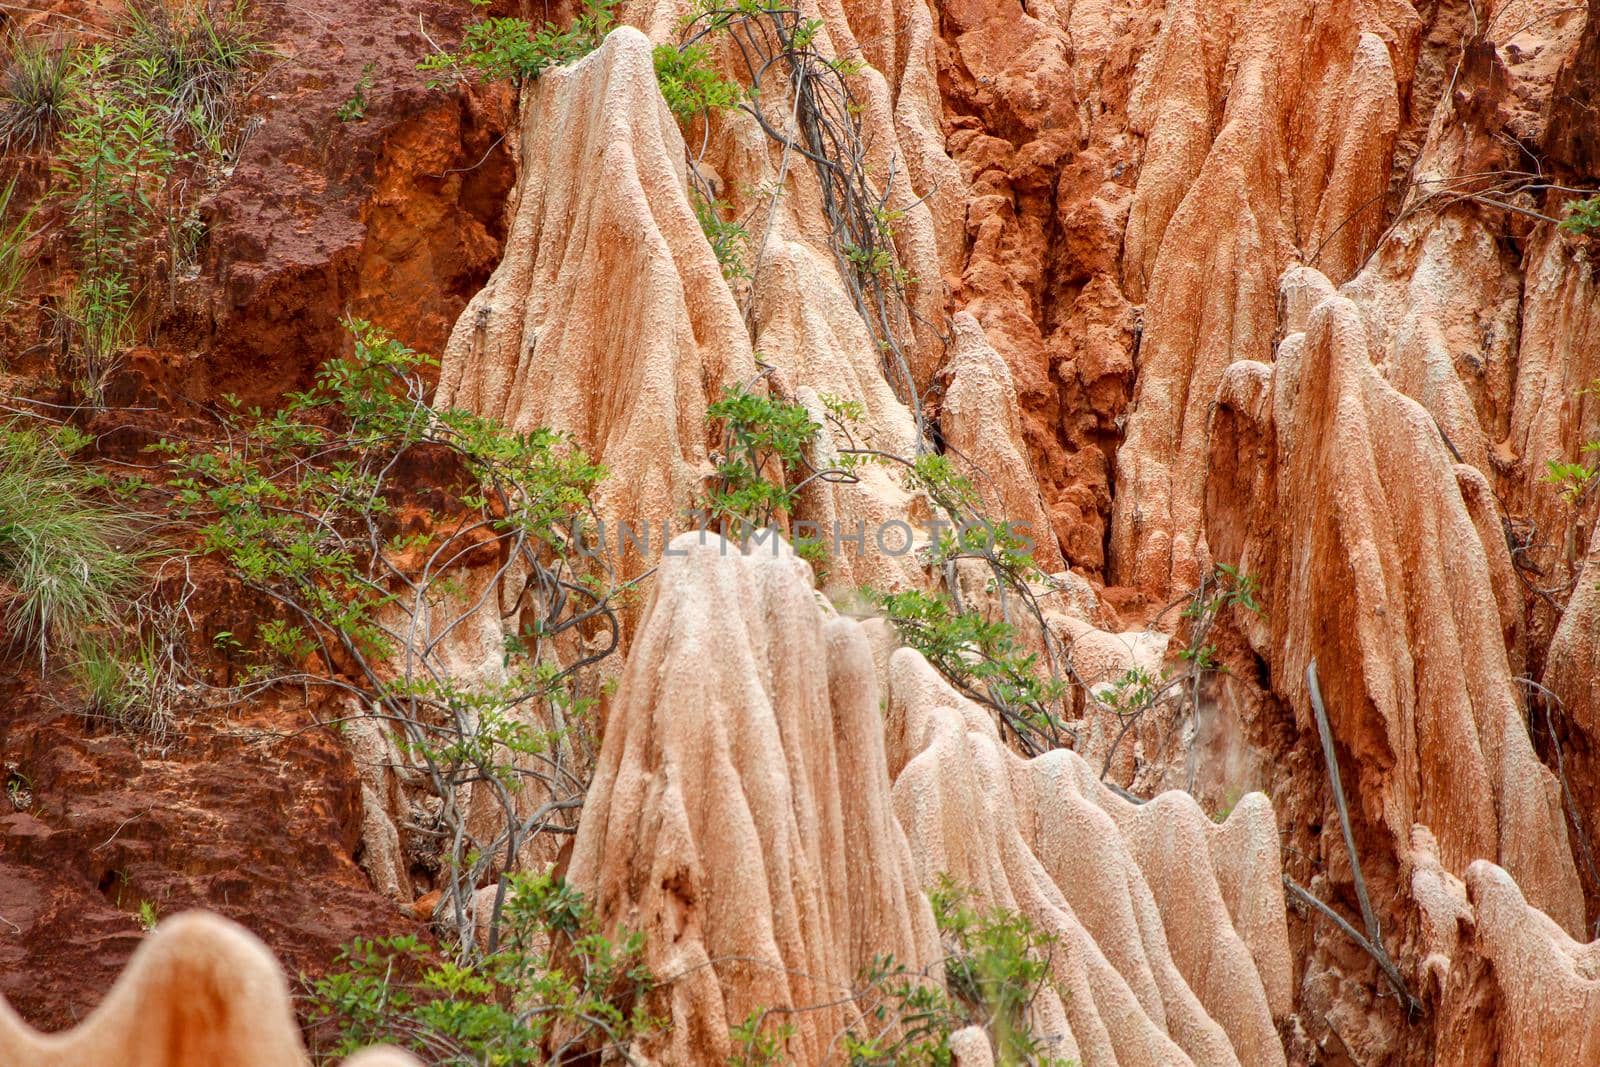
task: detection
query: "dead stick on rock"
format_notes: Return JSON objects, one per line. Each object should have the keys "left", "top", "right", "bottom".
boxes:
{"left": 1282, "top": 875, "right": 1417, "bottom": 1015}
{"left": 1303, "top": 659, "right": 1421, "bottom": 1015}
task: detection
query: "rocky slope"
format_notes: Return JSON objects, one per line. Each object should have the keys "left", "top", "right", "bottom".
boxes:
{"left": 3, "top": 0, "right": 1600, "bottom": 1064}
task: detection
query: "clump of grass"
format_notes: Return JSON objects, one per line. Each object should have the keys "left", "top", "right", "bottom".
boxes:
{"left": 0, "top": 424, "right": 142, "bottom": 668}
{"left": 0, "top": 32, "right": 76, "bottom": 151}
{"left": 116, "top": 0, "right": 262, "bottom": 145}
{"left": 76, "top": 635, "right": 139, "bottom": 718}
{"left": 0, "top": 178, "right": 37, "bottom": 311}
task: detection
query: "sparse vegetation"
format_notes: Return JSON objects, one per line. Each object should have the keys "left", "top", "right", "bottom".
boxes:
{"left": 693, "top": 192, "right": 749, "bottom": 280}
{"left": 308, "top": 871, "right": 659, "bottom": 1065}
{"left": 653, "top": 40, "right": 743, "bottom": 122}
{"left": 57, "top": 273, "right": 137, "bottom": 401}
{"left": 704, "top": 383, "right": 822, "bottom": 528}
{"left": 1538, "top": 380, "right": 1600, "bottom": 571}
{"left": 116, "top": 0, "right": 263, "bottom": 147}
{"left": 702, "top": 378, "right": 1072, "bottom": 750}
{"left": 726, "top": 878, "right": 1070, "bottom": 1065}
{"left": 418, "top": 0, "right": 618, "bottom": 88}
{"left": 730, "top": 1010, "right": 796, "bottom": 1066}
{"left": 38, "top": 1, "right": 262, "bottom": 403}
{"left": 1084, "top": 562, "right": 1263, "bottom": 782}
{"left": 337, "top": 62, "right": 376, "bottom": 122}
{"left": 872, "top": 588, "right": 1066, "bottom": 746}
{"left": 672, "top": 0, "right": 920, "bottom": 408}
{"left": 836, "top": 876, "right": 1071, "bottom": 1065}
{"left": 1176, "top": 561, "right": 1260, "bottom": 672}
{"left": 1542, "top": 452, "right": 1600, "bottom": 507}
{"left": 927, "top": 877, "right": 1070, "bottom": 1066}
{"left": 0, "top": 177, "right": 37, "bottom": 311}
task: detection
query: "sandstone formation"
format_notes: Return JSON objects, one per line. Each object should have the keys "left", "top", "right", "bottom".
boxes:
{"left": 0, "top": 912, "right": 415, "bottom": 1067}
{"left": 1434, "top": 861, "right": 1600, "bottom": 1066}
{"left": 7, "top": 0, "right": 1600, "bottom": 1062}
{"left": 1207, "top": 269, "right": 1585, "bottom": 935}
{"left": 432, "top": 21, "right": 955, "bottom": 593}
{"left": 886, "top": 648, "right": 1292, "bottom": 1067}
{"left": 435, "top": 28, "right": 751, "bottom": 579}
{"left": 1113, "top": 4, "right": 1414, "bottom": 592}
{"left": 566, "top": 534, "right": 939, "bottom": 1064}
{"left": 423, "top": 7, "right": 1600, "bottom": 1062}
{"left": 570, "top": 534, "right": 1292, "bottom": 1064}
{"left": 939, "top": 311, "right": 1066, "bottom": 575}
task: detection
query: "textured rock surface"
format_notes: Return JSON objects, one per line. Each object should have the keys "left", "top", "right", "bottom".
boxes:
{"left": 418, "top": 6, "right": 1600, "bottom": 1062}
{"left": 940, "top": 312, "right": 1066, "bottom": 574}
{"left": 436, "top": 28, "right": 749, "bottom": 578}
{"left": 887, "top": 649, "right": 1292, "bottom": 1067}
{"left": 9, "top": 0, "right": 1600, "bottom": 1061}
{"left": 199, "top": 0, "right": 514, "bottom": 403}
{"left": 1207, "top": 270, "right": 1584, "bottom": 934}
{"left": 566, "top": 535, "right": 938, "bottom": 1063}
{"left": 570, "top": 534, "right": 1292, "bottom": 1064}
{"left": 0, "top": 912, "right": 415, "bottom": 1067}
{"left": 1434, "top": 861, "right": 1600, "bottom": 1066}
{"left": 0, "top": 690, "right": 410, "bottom": 1029}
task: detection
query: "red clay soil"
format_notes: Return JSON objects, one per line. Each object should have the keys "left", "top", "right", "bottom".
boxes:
{"left": 0, "top": 0, "right": 519, "bottom": 1030}
{"left": 0, "top": 686, "right": 413, "bottom": 1030}
{"left": 188, "top": 0, "right": 515, "bottom": 405}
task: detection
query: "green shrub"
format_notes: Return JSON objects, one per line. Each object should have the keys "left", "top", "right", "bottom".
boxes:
{"left": 835, "top": 877, "right": 1072, "bottom": 1065}
{"left": 704, "top": 384, "right": 820, "bottom": 529}
{"left": 870, "top": 588, "right": 1065, "bottom": 748}
{"left": 75, "top": 634, "right": 138, "bottom": 719}
{"left": 1542, "top": 452, "right": 1600, "bottom": 506}
{"left": 0, "top": 32, "right": 75, "bottom": 151}
{"left": 927, "top": 877, "right": 1070, "bottom": 1066}
{"left": 0, "top": 425, "right": 142, "bottom": 668}
{"left": 337, "top": 62, "right": 375, "bottom": 122}
{"left": 74, "top": 628, "right": 178, "bottom": 737}
{"left": 59, "top": 273, "right": 135, "bottom": 401}
{"left": 1559, "top": 196, "right": 1600, "bottom": 237}
{"left": 1175, "top": 561, "right": 1260, "bottom": 671}
{"left": 730, "top": 1010, "right": 795, "bottom": 1066}
{"left": 702, "top": 384, "right": 1068, "bottom": 747}
{"left": 53, "top": 43, "right": 179, "bottom": 288}
{"left": 653, "top": 41, "right": 742, "bottom": 121}
{"left": 309, "top": 872, "right": 660, "bottom": 1065}
{"left": 693, "top": 192, "right": 749, "bottom": 280}
{"left": 418, "top": 0, "right": 618, "bottom": 87}
{"left": 39, "top": 3, "right": 259, "bottom": 403}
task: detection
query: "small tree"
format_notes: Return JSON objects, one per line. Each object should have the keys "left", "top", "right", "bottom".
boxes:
{"left": 160, "top": 320, "right": 618, "bottom": 950}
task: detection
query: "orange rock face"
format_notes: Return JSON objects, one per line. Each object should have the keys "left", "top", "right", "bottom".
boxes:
{"left": 1207, "top": 271, "right": 1584, "bottom": 934}
{"left": 567, "top": 535, "right": 940, "bottom": 1063}
{"left": 426, "top": 4, "right": 1600, "bottom": 1062}
{"left": 14, "top": 0, "right": 1600, "bottom": 1061}
{"left": 436, "top": 28, "right": 750, "bottom": 581}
